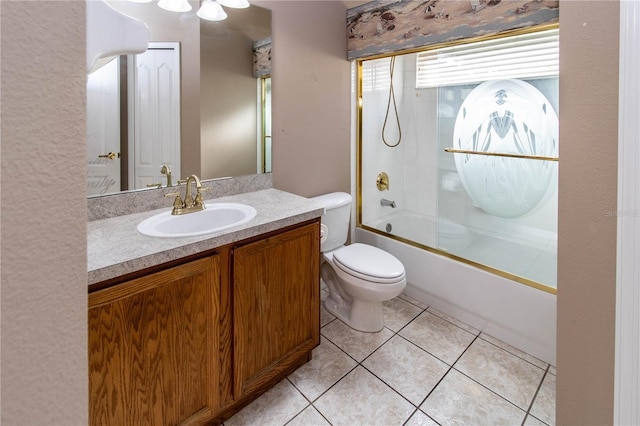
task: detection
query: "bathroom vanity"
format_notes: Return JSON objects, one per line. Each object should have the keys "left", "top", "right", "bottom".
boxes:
{"left": 88, "top": 188, "right": 323, "bottom": 425}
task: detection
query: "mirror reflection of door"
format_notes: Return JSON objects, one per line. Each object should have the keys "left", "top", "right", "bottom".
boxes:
{"left": 87, "top": 43, "right": 181, "bottom": 196}
{"left": 129, "top": 42, "right": 181, "bottom": 190}
{"left": 87, "top": 57, "right": 121, "bottom": 196}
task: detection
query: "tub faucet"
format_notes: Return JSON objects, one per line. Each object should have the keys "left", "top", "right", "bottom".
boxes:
{"left": 380, "top": 198, "right": 396, "bottom": 208}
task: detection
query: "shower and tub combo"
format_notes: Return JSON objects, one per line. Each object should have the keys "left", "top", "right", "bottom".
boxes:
{"left": 354, "top": 29, "right": 559, "bottom": 364}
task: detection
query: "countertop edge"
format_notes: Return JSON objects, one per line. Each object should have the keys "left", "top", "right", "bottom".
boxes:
{"left": 88, "top": 189, "right": 323, "bottom": 286}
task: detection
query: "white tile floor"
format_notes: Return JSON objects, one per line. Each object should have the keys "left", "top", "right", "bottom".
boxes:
{"left": 225, "top": 288, "right": 556, "bottom": 426}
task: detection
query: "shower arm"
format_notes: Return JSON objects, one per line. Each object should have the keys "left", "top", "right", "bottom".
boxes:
{"left": 444, "top": 148, "right": 559, "bottom": 162}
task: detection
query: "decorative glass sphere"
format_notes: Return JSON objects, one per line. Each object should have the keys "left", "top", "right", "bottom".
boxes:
{"left": 452, "top": 79, "right": 558, "bottom": 218}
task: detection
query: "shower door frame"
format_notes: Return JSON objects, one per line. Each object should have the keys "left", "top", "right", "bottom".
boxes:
{"left": 355, "top": 24, "right": 560, "bottom": 296}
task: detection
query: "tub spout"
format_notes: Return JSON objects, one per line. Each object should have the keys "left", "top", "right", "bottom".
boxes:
{"left": 381, "top": 198, "right": 396, "bottom": 208}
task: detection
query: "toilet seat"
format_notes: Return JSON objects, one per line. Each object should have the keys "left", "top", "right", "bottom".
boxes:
{"left": 333, "top": 243, "right": 405, "bottom": 284}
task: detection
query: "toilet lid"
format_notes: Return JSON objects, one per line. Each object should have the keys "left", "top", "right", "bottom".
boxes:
{"left": 333, "top": 243, "right": 405, "bottom": 281}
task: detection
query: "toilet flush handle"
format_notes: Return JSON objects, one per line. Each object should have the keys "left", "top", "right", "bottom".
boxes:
{"left": 319, "top": 224, "right": 328, "bottom": 244}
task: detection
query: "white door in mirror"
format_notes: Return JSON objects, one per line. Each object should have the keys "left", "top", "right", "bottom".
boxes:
{"left": 87, "top": 58, "right": 121, "bottom": 196}
{"left": 131, "top": 43, "right": 181, "bottom": 190}
{"left": 137, "top": 203, "right": 257, "bottom": 238}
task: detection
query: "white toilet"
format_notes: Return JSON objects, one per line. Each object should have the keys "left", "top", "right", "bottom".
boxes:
{"left": 312, "top": 192, "right": 406, "bottom": 332}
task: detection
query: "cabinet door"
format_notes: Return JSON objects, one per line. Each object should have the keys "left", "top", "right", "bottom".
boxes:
{"left": 233, "top": 223, "right": 320, "bottom": 398}
{"left": 89, "top": 256, "right": 220, "bottom": 425}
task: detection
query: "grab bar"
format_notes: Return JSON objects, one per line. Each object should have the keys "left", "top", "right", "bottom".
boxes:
{"left": 444, "top": 148, "right": 559, "bottom": 162}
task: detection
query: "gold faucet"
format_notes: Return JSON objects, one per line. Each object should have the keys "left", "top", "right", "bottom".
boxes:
{"left": 160, "top": 164, "right": 172, "bottom": 187}
{"left": 164, "top": 175, "right": 210, "bottom": 215}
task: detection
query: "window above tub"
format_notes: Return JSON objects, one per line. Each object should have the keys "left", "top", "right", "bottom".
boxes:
{"left": 416, "top": 28, "right": 559, "bottom": 89}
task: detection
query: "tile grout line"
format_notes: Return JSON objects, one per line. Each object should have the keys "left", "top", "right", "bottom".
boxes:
{"left": 230, "top": 293, "right": 554, "bottom": 426}
{"left": 451, "top": 366, "right": 529, "bottom": 419}
{"left": 416, "top": 333, "right": 482, "bottom": 412}
{"left": 318, "top": 302, "right": 426, "bottom": 425}
{"left": 476, "top": 332, "right": 550, "bottom": 371}
{"left": 449, "top": 331, "right": 534, "bottom": 417}
{"left": 302, "top": 326, "right": 388, "bottom": 422}
{"left": 312, "top": 296, "right": 549, "bottom": 426}
{"left": 281, "top": 377, "right": 336, "bottom": 426}
{"left": 393, "top": 306, "right": 481, "bottom": 370}
{"left": 520, "top": 364, "right": 551, "bottom": 426}
{"left": 317, "top": 300, "right": 485, "bottom": 425}
{"left": 441, "top": 334, "right": 533, "bottom": 422}
{"left": 425, "top": 306, "right": 476, "bottom": 331}
{"left": 447, "top": 337, "right": 548, "bottom": 417}
{"left": 416, "top": 306, "right": 551, "bottom": 418}
{"left": 361, "top": 303, "right": 435, "bottom": 425}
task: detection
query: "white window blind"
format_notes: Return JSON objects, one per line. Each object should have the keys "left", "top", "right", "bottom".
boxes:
{"left": 362, "top": 58, "right": 392, "bottom": 92}
{"left": 416, "top": 28, "right": 559, "bottom": 88}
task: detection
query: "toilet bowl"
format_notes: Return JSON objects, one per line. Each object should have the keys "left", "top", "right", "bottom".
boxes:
{"left": 438, "top": 218, "right": 472, "bottom": 251}
{"left": 312, "top": 192, "right": 407, "bottom": 332}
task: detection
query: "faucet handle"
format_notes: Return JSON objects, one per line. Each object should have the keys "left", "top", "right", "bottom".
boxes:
{"left": 164, "top": 192, "right": 184, "bottom": 208}
{"left": 194, "top": 186, "right": 211, "bottom": 206}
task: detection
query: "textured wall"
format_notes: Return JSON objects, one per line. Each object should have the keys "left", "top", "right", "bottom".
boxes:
{"left": 0, "top": 1, "right": 626, "bottom": 424}
{"left": 0, "top": 1, "right": 88, "bottom": 424}
{"left": 556, "top": 1, "right": 620, "bottom": 424}
{"left": 260, "top": 1, "right": 351, "bottom": 197}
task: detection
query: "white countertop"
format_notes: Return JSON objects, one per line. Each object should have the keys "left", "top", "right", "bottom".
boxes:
{"left": 88, "top": 189, "right": 323, "bottom": 286}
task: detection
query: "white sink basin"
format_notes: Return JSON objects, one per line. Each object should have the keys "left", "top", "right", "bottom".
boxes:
{"left": 137, "top": 202, "right": 257, "bottom": 238}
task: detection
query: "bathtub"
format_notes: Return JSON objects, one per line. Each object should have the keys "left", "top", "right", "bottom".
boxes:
{"left": 356, "top": 211, "right": 557, "bottom": 365}
{"left": 369, "top": 212, "right": 473, "bottom": 253}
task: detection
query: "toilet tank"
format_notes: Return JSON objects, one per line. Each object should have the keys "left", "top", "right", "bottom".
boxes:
{"left": 311, "top": 192, "right": 352, "bottom": 252}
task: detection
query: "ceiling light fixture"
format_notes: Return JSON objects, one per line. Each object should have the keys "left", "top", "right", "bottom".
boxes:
{"left": 128, "top": 0, "right": 251, "bottom": 21}
{"left": 157, "top": 0, "right": 192, "bottom": 13}
{"left": 197, "top": 0, "right": 228, "bottom": 21}
{"left": 217, "top": 0, "right": 250, "bottom": 9}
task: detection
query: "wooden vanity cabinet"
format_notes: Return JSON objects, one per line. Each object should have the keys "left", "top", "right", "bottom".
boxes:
{"left": 89, "top": 219, "right": 320, "bottom": 425}
{"left": 88, "top": 255, "right": 221, "bottom": 426}
{"left": 231, "top": 222, "right": 320, "bottom": 401}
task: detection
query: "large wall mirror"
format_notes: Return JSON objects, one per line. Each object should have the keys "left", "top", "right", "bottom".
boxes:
{"left": 87, "top": 1, "right": 271, "bottom": 196}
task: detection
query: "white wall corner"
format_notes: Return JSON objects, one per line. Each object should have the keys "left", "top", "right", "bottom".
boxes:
{"left": 614, "top": 1, "right": 640, "bottom": 424}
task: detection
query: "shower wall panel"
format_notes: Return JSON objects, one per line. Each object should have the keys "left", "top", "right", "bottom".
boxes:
{"left": 359, "top": 49, "right": 559, "bottom": 290}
